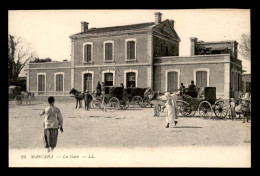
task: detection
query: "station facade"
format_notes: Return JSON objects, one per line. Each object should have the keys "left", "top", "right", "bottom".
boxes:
{"left": 26, "top": 12, "right": 242, "bottom": 101}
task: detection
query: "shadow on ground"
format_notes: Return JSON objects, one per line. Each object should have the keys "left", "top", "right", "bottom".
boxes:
{"left": 173, "top": 126, "right": 202, "bottom": 128}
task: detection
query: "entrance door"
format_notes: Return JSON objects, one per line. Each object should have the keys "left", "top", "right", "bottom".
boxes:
{"left": 84, "top": 73, "right": 92, "bottom": 92}
{"left": 167, "top": 71, "right": 178, "bottom": 92}
{"left": 126, "top": 72, "right": 136, "bottom": 88}
{"left": 104, "top": 73, "right": 113, "bottom": 86}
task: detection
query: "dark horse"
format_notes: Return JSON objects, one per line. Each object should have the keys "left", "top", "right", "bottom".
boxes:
{"left": 69, "top": 88, "right": 85, "bottom": 109}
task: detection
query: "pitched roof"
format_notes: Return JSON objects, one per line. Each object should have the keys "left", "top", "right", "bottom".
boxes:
{"left": 73, "top": 22, "right": 155, "bottom": 36}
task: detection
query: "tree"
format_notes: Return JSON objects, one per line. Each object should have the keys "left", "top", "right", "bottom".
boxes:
{"left": 8, "top": 35, "right": 35, "bottom": 86}
{"left": 239, "top": 33, "right": 251, "bottom": 60}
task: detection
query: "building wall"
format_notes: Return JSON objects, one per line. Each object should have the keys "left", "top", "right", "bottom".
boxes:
{"left": 73, "top": 65, "right": 151, "bottom": 92}
{"left": 153, "top": 54, "right": 232, "bottom": 100}
{"left": 73, "top": 32, "right": 149, "bottom": 66}
{"left": 153, "top": 35, "right": 179, "bottom": 57}
{"left": 28, "top": 63, "right": 71, "bottom": 95}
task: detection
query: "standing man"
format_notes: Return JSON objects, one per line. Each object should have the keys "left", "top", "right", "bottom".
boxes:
{"left": 84, "top": 90, "right": 93, "bottom": 111}
{"left": 179, "top": 83, "right": 185, "bottom": 96}
{"left": 40, "top": 96, "right": 63, "bottom": 152}
{"left": 165, "top": 92, "right": 178, "bottom": 128}
{"left": 96, "top": 81, "right": 101, "bottom": 97}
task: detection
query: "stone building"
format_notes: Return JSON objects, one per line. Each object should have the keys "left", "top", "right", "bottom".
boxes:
{"left": 26, "top": 12, "right": 242, "bottom": 102}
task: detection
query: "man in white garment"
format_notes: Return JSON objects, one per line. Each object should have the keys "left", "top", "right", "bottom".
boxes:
{"left": 165, "top": 92, "right": 178, "bottom": 128}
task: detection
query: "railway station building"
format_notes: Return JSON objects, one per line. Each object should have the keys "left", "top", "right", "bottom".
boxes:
{"left": 26, "top": 12, "right": 242, "bottom": 102}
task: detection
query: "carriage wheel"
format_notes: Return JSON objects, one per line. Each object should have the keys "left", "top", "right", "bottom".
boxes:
{"left": 140, "top": 97, "right": 150, "bottom": 108}
{"left": 132, "top": 96, "right": 143, "bottom": 108}
{"left": 108, "top": 97, "right": 120, "bottom": 110}
{"left": 120, "top": 97, "right": 129, "bottom": 109}
{"left": 14, "top": 95, "right": 22, "bottom": 105}
{"left": 177, "top": 100, "right": 195, "bottom": 117}
{"left": 198, "top": 101, "right": 212, "bottom": 119}
{"left": 213, "top": 100, "right": 228, "bottom": 119}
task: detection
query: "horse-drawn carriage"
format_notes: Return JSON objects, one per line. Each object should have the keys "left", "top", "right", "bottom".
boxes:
{"left": 8, "top": 85, "right": 35, "bottom": 105}
{"left": 124, "top": 87, "right": 151, "bottom": 108}
{"left": 91, "top": 86, "right": 130, "bottom": 110}
{"left": 90, "top": 86, "right": 152, "bottom": 109}
{"left": 177, "top": 87, "right": 228, "bottom": 118}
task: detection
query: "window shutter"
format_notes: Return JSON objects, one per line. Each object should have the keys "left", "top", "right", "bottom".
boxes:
{"left": 87, "top": 45, "right": 91, "bottom": 62}
{"left": 202, "top": 71, "right": 207, "bottom": 87}
{"left": 105, "top": 43, "right": 112, "bottom": 60}
{"left": 167, "top": 72, "right": 178, "bottom": 92}
{"left": 38, "top": 75, "right": 42, "bottom": 91}
{"left": 196, "top": 71, "right": 207, "bottom": 88}
{"left": 38, "top": 75, "right": 45, "bottom": 91}
{"left": 127, "top": 41, "right": 130, "bottom": 59}
{"left": 130, "top": 41, "right": 135, "bottom": 59}
{"left": 42, "top": 75, "right": 45, "bottom": 91}
{"left": 196, "top": 72, "right": 201, "bottom": 88}
{"left": 60, "top": 75, "right": 63, "bottom": 91}
{"left": 84, "top": 45, "right": 88, "bottom": 62}
{"left": 173, "top": 72, "right": 178, "bottom": 90}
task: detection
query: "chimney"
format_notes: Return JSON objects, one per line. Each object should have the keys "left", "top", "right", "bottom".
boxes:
{"left": 154, "top": 12, "right": 162, "bottom": 25}
{"left": 190, "top": 37, "right": 198, "bottom": 56}
{"left": 169, "top": 20, "right": 175, "bottom": 28}
{"left": 81, "top": 21, "right": 89, "bottom": 33}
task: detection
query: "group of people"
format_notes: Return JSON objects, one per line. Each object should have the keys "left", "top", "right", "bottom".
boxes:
{"left": 179, "top": 81, "right": 196, "bottom": 96}
{"left": 229, "top": 92, "right": 251, "bottom": 123}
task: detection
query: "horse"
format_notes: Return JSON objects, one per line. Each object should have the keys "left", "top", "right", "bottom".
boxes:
{"left": 69, "top": 88, "right": 85, "bottom": 109}
{"left": 144, "top": 88, "right": 177, "bottom": 112}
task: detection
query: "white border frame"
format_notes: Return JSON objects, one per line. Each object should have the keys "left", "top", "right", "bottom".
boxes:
{"left": 165, "top": 69, "right": 180, "bottom": 92}
{"left": 82, "top": 70, "right": 94, "bottom": 92}
{"left": 124, "top": 69, "right": 138, "bottom": 88}
{"left": 125, "top": 38, "right": 137, "bottom": 61}
{"left": 54, "top": 72, "right": 65, "bottom": 94}
{"left": 102, "top": 70, "right": 115, "bottom": 86}
{"left": 82, "top": 42, "right": 93, "bottom": 63}
{"left": 193, "top": 68, "right": 210, "bottom": 87}
{"left": 103, "top": 40, "right": 114, "bottom": 62}
{"left": 37, "top": 73, "right": 46, "bottom": 95}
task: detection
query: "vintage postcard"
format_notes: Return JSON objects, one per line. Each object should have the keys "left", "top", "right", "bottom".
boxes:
{"left": 8, "top": 9, "right": 251, "bottom": 167}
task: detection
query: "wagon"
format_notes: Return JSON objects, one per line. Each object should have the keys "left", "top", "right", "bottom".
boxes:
{"left": 178, "top": 87, "right": 228, "bottom": 119}
{"left": 124, "top": 87, "right": 151, "bottom": 108}
{"left": 9, "top": 85, "right": 23, "bottom": 105}
{"left": 9, "top": 86, "right": 35, "bottom": 105}
{"left": 100, "top": 86, "right": 130, "bottom": 110}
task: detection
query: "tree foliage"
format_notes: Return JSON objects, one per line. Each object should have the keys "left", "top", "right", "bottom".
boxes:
{"left": 8, "top": 35, "right": 35, "bottom": 86}
{"left": 30, "top": 57, "right": 52, "bottom": 63}
{"left": 239, "top": 33, "right": 251, "bottom": 60}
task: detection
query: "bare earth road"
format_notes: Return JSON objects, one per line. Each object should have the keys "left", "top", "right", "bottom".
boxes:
{"left": 8, "top": 100, "right": 251, "bottom": 167}
{"left": 9, "top": 100, "right": 251, "bottom": 149}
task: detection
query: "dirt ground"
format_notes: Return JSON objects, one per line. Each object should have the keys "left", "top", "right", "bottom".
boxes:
{"left": 8, "top": 100, "right": 251, "bottom": 149}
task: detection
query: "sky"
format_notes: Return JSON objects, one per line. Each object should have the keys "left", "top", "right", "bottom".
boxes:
{"left": 8, "top": 9, "right": 251, "bottom": 73}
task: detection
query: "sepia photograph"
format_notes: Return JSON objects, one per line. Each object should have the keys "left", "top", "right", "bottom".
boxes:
{"left": 8, "top": 9, "right": 251, "bottom": 167}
